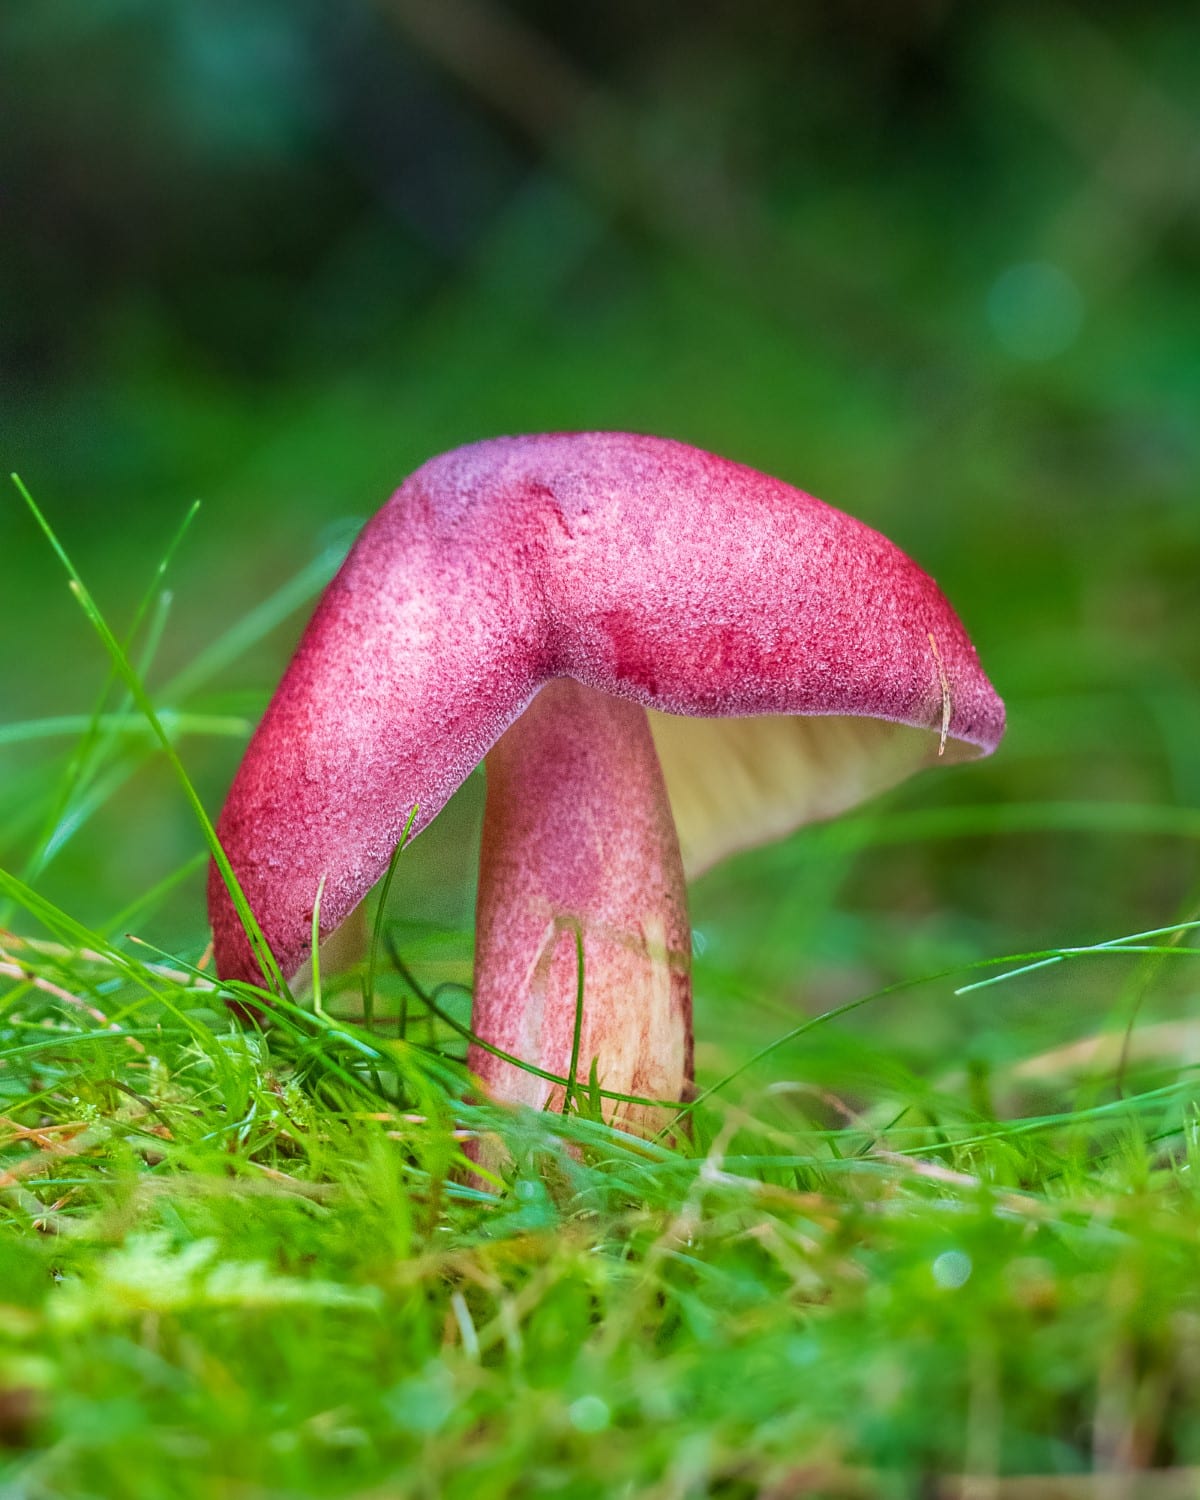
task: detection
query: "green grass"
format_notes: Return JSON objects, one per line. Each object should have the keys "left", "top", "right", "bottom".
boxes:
{"left": 3, "top": 492, "right": 1200, "bottom": 1500}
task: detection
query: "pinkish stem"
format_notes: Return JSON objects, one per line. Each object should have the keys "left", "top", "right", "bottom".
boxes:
{"left": 469, "top": 678, "right": 693, "bottom": 1132}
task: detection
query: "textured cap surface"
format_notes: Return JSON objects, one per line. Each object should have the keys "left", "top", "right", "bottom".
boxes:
{"left": 209, "top": 432, "right": 1005, "bottom": 984}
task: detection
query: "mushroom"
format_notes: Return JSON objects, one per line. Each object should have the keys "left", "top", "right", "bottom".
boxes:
{"left": 209, "top": 432, "right": 1004, "bottom": 1129}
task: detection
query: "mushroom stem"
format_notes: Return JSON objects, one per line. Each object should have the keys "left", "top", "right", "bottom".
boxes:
{"left": 469, "top": 678, "right": 693, "bottom": 1133}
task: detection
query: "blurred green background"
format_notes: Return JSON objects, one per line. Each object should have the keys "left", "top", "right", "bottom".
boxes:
{"left": 2, "top": 0, "right": 1198, "bottom": 1087}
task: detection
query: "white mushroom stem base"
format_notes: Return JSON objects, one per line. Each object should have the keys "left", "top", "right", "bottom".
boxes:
{"left": 469, "top": 678, "right": 693, "bottom": 1135}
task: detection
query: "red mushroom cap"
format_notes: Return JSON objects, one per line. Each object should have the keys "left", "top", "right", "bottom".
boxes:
{"left": 209, "top": 432, "right": 1004, "bottom": 985}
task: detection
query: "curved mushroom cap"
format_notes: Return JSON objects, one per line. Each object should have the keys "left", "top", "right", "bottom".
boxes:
{"left": 209, "top": 432, "right": 1005, "bottom": 986}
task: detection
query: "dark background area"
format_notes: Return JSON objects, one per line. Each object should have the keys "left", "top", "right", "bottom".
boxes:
{"left": 2, "top": 0, "right": 1198, "bottom": 1082}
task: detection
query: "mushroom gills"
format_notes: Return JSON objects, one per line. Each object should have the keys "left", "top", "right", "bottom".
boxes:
{"left": 648, "top": 711, "right": 978, "bottom": 878}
